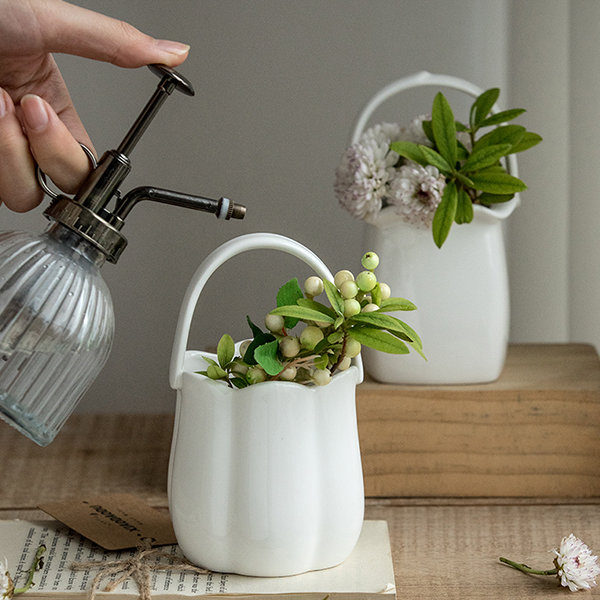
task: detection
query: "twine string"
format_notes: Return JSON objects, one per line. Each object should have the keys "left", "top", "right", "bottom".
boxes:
{"left": 71, "top": 543, "right": 209, "bottom": 600}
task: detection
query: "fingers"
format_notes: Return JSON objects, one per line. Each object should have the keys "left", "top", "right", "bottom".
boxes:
{"left": 20, "top": 94, "right": 93, "bottom": 193}
{"left": 0, "top": 89, "right": 93, "bottom": 212}
{"left": 39, "top": 1, "right": 190, "bottom": 68}
{"left": 0, "top": 88, "right": 42, "bottom": 212}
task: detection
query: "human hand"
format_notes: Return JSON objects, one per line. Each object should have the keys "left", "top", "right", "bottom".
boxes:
{"left": 0, "top": 0, "right": 190, "bottom": 212}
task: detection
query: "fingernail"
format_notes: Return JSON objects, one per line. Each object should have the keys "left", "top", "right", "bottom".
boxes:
{"left": 155, "top": 39, "right": 190, "bottom": 56}
{"left": 0, "top": 91, "right": 6, "bottom": 118}
{"left": 21, "top": 94, "right": 49, "bottom": 131}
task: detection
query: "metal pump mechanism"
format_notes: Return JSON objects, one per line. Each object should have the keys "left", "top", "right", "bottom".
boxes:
{"left": 42, "top": 64, "right": 246, "bottom": 264}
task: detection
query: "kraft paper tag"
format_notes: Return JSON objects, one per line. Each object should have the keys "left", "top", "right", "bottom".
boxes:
{"left": 39, "top": 493, "right": 177, "bottom": 550}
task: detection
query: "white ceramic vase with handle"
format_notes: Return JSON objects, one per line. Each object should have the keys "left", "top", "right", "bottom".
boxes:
{"left": 168, "top": 233, "right": 364, "bottom": 576}
{"left": 353, "top": 72, "right": 519, "bottom": 384}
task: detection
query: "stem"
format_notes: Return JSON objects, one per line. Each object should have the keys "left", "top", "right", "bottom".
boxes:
{"left": 499, "top": 557, "right": 558, "bottom": 577}
{"left": 329, "top": 333, "right": 348, "bottom": 376}
{"left": 14, "top": 545, "right": 46, "bottom": 594}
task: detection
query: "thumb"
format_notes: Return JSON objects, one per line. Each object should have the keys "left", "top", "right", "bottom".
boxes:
{"left": 37, "top": 0, "right": 190, "bottom": 68}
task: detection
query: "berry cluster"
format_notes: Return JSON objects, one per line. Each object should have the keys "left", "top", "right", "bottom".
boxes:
{"left": 199, "top": 252, "right": 424, "bottom": 388}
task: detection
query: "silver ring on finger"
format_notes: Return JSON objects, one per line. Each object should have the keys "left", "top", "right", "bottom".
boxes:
{"left": 36, "top": 142, "right": 97, "bottom": 200}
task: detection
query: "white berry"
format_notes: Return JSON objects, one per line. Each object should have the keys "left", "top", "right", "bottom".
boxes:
{"left": 361, "top": 251, "right": 380, "bottom": 270}
{"left": 334, "top": 269, "right": 354, "bottom": 289}
{"left": 265, "top": 313, "right": 285, "bottom": 333}
{"left": 300, "top": 325, "right": 324, "bottom": 350}
{"left": 379, "top": 282, "right": 391, "bottom": 300}
{"left": 279, "top": 366, "right": 297, "bottom": 381}
{"left": 345, "top": 338, "right": 361, "bottom": 358}
{"left": 338, "top": 355, "right": 352, "bottom": 371}
{"left": 279, "top": 336, "right": 300, "bottom": 357}
{"left": 312, "top": 368, "right": 331, "bottom": 386}
{"left": 362, "top": 303, "right": 379, "bottom": 313}
{"left": 340, "top": 280, "right": 358, "bottom": 299}
{"left": 356, "top": 270, "right": 377, "bottom": 292}
{"left": 247, "top": 366, "right": 266, "bottom": 384}
{"left": 304, "top": 276, "right": 324, "bottom": 297}
{"left": 343, "top": 298, "right": 361, "bottom": 317}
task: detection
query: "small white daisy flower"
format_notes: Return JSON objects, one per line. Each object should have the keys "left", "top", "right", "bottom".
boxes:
{"left": 553, "top": 534, "right": 600, "bottom": 592}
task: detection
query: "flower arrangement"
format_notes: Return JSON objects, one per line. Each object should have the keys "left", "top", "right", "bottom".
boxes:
{"left": 335, "top": 88, "right": 542, "bottom": 247}
{"left": 500, "top": 534, "right": 600, "bottom": 592}
{"left": 198, "top": 251, "right": 424, "bottom": 387}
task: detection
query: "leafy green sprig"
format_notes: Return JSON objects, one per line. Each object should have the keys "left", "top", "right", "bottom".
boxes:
{"left": 197, "top": 252, "right": 425, "bottom": 388}
{"left": 390, "top": 88, "right": 542, "bottom": 247}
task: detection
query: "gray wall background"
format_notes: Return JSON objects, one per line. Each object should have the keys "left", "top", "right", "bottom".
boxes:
{"left": 2, "top": 0, "right": 597, "bottom": 414}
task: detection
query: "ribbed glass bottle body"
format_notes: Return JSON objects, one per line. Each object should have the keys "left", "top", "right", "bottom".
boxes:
{"left": 0, "top": 225, "right": 114, "bottom": 445}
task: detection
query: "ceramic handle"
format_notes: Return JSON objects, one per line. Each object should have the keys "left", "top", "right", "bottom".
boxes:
{"left": 170, "top": 233, "right": 363, "bottom": 389}
{"left": 349, "top": 70, "right": 520, "bottom": 219}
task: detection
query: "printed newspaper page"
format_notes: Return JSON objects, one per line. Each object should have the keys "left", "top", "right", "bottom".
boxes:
{"left": 1, "top": 520, "right": 395, "bottom": 597}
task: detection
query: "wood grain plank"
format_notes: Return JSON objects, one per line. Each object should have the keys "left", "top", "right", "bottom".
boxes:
{"left": 357, "top": 344, "right": 600, "bottom": 497}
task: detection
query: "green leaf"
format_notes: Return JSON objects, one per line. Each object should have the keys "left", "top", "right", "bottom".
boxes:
{"left": 207, "top": 364, "right": 227, "bottom": 380}
{"left": 461, "top": 144, "right": 512, "bottom": 172}
{"left": 246, "top": 315, "right": 263, "bottom": 338}
{"left": 454, "top": 172, "right": 474, "bottom": 189}
{"left": 470, "top": 88, "right": 500, "bottom": 129}
{"left": 421, "top": 119, "right": 435, "bottom": 144}
{"left": 217, "top": 334, "right": 235, "bottom": 368}
{"left": 334, "top": 315, "right": 344, "bottom": 329}
{"left": 418, "top": 145, "right": 452, "bottom": 173}
{"left": 371, "top": 283, "right": 382, "bottom": 307}
{"left": 389, "top": 141, "right": 426, "bottom": 166}
{"left": 455, "top": 186, "right": 474, "bottom": 224}
{"left": 431, "top": 92, "right": 457, "bottom": 166}
{"left": 202, "top": 356, "right": 219, "bottom": 368}
{"left": 432, "top": 180, "right": 458, "bottom": 248}
{"left": 327, "top": 330, "right": 344, "bottom": 344}
{"left": 313, "top": 338, "right": 330, "bottom": 354}
{"left": 297, "top": 298, "right": 337, "bottom": 319}
{"left": 510, "top": 131, "right": 542, "bottom": 154}
{"left": 349, "top": 327, "right": 409, "bottom": 354}
{"left": 270, "top": 305, "right": 335, "bottom": 323}
{"left": 391, "top": 331, "right": 427, "bottom": 360}
{"left": 277, "top": 278, "right": 304, "bottom": 328}
{"left": 244, "top": 331, "right": 275, "bottom": 365}
{"left": 478, "top": 192, "right": 514, "bottom": 204}
{"left": 379, "top": 297, "right": 417, "bottom": 312}
{"left": 323, "top": 279, "right": 344, "bottom": 317}
{"left": 254, "top": 339, "right": 284, "bottom": 376}
{"left": 349, "top": 312, "right": 420, "bottom": 345}
{"left": 456, "top": 141, "right": 469, "bottom": 162}
{"left": 231, "top": 377, "right": 249, "bottom": 389}
{"left": 473, "top": 125, "right": 525, "bottom": 151}
{"left": 478, "top": 108, "right": 526, "bottom": 128}
{"left": 313, "top": 353, "right": 329, "bottom": 370}
{"left": 468, "top": 170, "right": 527, "bottom": 194}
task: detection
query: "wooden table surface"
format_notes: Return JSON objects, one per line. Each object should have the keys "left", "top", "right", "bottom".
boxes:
{"left": 1, "top": 412, "right": 599, "bottom": 599}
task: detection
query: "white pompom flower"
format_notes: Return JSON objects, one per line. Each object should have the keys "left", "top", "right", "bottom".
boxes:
{"left": 388, "top": 161, "right": 446, "bottom": 228}
{"left": 553, "top": 534, "right": 600, "bottom": 592}
{"left": 334, "top": 123, "right": 400, "bottom": 221}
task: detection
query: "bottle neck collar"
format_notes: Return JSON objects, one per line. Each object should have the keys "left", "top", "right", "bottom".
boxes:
{"left": 44, "top": 223, "right": 107, "bottom": 268}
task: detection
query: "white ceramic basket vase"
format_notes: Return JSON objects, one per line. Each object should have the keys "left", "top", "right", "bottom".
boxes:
{"left": 353, "top": 71, "right": 520, "bottom": 384}
{"left": 168, "top": 233, "right": 365, "bottom": 577}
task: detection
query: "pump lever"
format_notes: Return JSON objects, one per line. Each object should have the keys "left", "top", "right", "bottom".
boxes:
{"left": 115, "top": 186, "right": 246, "bottom": 221}
{"left": 117, "top": 65, "right": 195, "bottom": 157}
